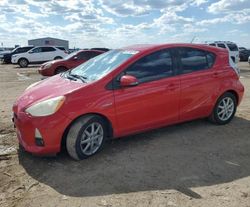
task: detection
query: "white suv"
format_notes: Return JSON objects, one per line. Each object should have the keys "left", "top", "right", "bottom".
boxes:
{"left": 12, "top": 46, "right": 68, "bottom": 68}
{"left": 208, "top": 41, "right": 239, "bottom": 63}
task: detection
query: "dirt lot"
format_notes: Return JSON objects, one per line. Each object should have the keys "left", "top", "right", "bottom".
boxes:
{"left": 0, "top": 62, "right": 250, "bottom": 207}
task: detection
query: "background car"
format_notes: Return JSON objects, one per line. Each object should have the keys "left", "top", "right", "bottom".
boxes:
{"left": 13, "top": 43, "right": 244, "bottom": 160}
{"left": 208, "top": 41, "right": 239, "bottom": 63}
{"left": 2, "top": 46, "right": 34, "bottom": 64}
{"left": 239, "top": 49, "right": 250, "bottom": 61}
{"left": 38, "top": 49, "right": 105, "bottom": 76}
{"left": 11, "top": 46, "right": 68, "bottom": 68}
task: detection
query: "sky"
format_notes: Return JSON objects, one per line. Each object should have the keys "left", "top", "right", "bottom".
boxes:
{"left": 0, "top": 0, "right": 250, "bottom": 49}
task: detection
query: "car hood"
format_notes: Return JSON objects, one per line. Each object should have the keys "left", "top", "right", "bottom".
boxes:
{"left": 13, "top": 75, "right": 86, "bottom": 113}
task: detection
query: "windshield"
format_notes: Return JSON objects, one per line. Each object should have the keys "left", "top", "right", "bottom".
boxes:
{"left": 64, "top": 51, "right": 79, "bottom": 60}
{"left": 70, "top": 49, "right": 138, "bottom": 82}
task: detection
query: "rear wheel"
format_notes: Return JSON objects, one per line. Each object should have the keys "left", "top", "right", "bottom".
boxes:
{"left": 18, "top": 58, "right": 28, "bottom": 68}
{"left": 209, "top": 92, "right": 237, "bottom": 125}
{"left": 66, "top": 115, "right": 107, "bottom": 160}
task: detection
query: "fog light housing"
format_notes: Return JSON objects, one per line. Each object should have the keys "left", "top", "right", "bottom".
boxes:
{"left": 35, "top": 128, "right": 44, "bottom": 146}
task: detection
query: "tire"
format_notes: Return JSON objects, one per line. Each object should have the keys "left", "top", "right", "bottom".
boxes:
{"left": 55, "top": 66, "right": 67, "bottom": 74}
{"left": 209, "top": 92, "right": 237, "bottom": 125}
{"left": 66, "top": 115, "right": 107, "bottom": 160}
{"left": 54, "top": 56, "right": 62, "bottom": 60}
{"left": 18, "top": 58, "right": 28, "bottom": 68}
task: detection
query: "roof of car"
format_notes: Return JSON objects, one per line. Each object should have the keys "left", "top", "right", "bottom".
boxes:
{"left": 122, "top": 43, "right": 227, "bottom": 53}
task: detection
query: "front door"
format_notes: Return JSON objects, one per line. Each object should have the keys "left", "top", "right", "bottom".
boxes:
{"left": 113, "top": 48, "right": 180, "bottom": 136}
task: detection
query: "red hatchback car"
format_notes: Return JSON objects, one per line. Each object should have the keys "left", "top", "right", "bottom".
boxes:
{"left": 38, "top": 49, "right": 104, "bottom": 76}
{"left": 13, "top": 43, "right": 244, "bottom": 160}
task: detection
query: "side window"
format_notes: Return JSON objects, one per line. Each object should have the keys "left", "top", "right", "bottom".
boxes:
{"left": 209, "top": 44, "right": 216, "bottom": 46}
{"left": 42, "top": 47, "right": 56, "bottom": 52}
{"left": 125, "top": 49, "right": 173, "bottom": 83}
{"left": 227, "top": 44, "right": 238, "bottom": 51}
{"left": 77, "top": 52, "right": 88, "bottom": 60}
{"left": 87, "top": 51, "right": 100, "bottom": 59}
{"left": 206, "top": 52, "right": 216, "bottom": 68}
{"left": 178, "top": 48, "right": 212, "bottom": 74}
{"left": 32, "top": 47, "right": 42, "bottom": 53}
{"left": 217, "top": 44, "right": 226, "bottom": 48}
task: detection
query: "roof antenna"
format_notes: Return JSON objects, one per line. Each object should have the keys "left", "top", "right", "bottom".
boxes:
{"left": 190, "top": 36, "right": 196, "bottom": 43}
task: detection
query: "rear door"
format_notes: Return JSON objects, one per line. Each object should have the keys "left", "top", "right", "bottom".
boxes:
{"left": 177, "top": 47, "right": 217, "bottom": 121}
{"left": 41, "top": 47, "right": 57, "bottom": 61}
{"left": 113, "top": 48, "right": 180, "bottom": 136}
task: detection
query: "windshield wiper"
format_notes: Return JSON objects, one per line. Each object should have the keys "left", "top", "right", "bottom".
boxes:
{"left": 67, "top": 70, "right": 88, "bottom": 83}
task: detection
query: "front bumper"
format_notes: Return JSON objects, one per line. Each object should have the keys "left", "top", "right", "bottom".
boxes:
{"left": 12, "top": 57, "right": 18, "bottom": 64}
{"left": 13, "top": 110, "right": 72, "bottom": 155}
{"left": 38, "top": 66, "right": 54, "bottom": 76}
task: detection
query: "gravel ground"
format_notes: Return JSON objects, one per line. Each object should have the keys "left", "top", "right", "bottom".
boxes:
{"left": 0, "top": 62, "right": 250, "bottom": 207}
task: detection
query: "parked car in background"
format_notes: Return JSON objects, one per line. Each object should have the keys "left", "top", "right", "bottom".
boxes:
{"left": 208, "top": 41, "right": 239, "bottom": 63}
{"left": 248, "top": 55, "right": 250, "bottom": 65}
{"left": 12, "top": 46, "right": 68, "bottom": 68}
{"left": 0, "top": 50, "right": 12, "bottom": 60}
{"left": 239, "top": 49, "right": 250, "bottom": 61}
{"left": 13, "top": 43, "right": 244, "bottom": 160}
{"left": 2, "top": 46, "right": 34, "bottom": 64}
{"left": 38, "top": 49, "right": 104, "bottom": 76}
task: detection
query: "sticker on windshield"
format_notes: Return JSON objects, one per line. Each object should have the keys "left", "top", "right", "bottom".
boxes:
{"left": 122, "top": 50, "right": 139, "bottom": 55}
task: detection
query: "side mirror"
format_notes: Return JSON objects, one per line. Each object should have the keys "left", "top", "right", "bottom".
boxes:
{"left": 28, "top": 51, "right": 34, "bottom": 54}
{"left": 120, "top": 75, "right": 139, "bottom": 87}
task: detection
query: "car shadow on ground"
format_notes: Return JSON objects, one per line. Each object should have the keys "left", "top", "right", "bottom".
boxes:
{"left": 18, "top": 117, "right": 250, "bottom": 198}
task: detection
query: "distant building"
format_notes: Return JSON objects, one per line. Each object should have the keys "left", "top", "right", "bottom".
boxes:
{"left": 28, "top": 37, "right": 69, "bottom": 50}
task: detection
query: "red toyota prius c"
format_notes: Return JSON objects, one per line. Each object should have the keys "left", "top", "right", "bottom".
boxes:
{"left": 12, "top": 43, "right": 244, "bottom": 160}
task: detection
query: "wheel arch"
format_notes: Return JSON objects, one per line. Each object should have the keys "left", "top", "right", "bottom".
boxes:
{"left": 224, "top": 89, "right": 239, "bottom": 105}
{"left": 18, "top": 57, "right": 29, "bottom": 64}
{"left": 60, "top": 112, "right": 114, "bottom": 152}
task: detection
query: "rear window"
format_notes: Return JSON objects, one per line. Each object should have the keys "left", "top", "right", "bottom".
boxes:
{"left": 227, "top": 44, "right": 238, "bottom": 51}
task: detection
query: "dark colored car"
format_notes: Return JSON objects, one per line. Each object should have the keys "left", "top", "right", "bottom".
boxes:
{"left": 239, "top": 49, "right": 250, "bottom": 61}
{"left": 2, "top": 46, "right": 34, "bottom": 64}
{"left": 38, "top": 49, "right": 104, "bottom": 76}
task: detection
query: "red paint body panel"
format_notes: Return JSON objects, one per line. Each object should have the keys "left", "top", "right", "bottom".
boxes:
{"left": 13, "top": 43, "right": 244, "bottom": 155}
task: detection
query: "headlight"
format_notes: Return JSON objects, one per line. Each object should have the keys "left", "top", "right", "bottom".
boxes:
{"left": 42, "top": 63, "right": 52, "bottom": 70}
{"left": 25, "top": 96, "right": 65, "bottom": 117}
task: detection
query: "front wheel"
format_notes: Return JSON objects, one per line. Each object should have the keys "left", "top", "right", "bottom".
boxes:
{"left": 18, "top": 58, "right": 28, "bottom": 68}
{"left": 209, "top": 92, "right": 237, "bottom": 125}
{"left": 66, "top": 115, "right": 107, "bottom": 160}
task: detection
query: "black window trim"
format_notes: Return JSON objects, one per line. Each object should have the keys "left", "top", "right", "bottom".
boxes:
{"left": 175, "top": 47, "right": 216, "bottom": 75}
{"left": 106, "top": 48, "right": 178, "bottom": 90}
